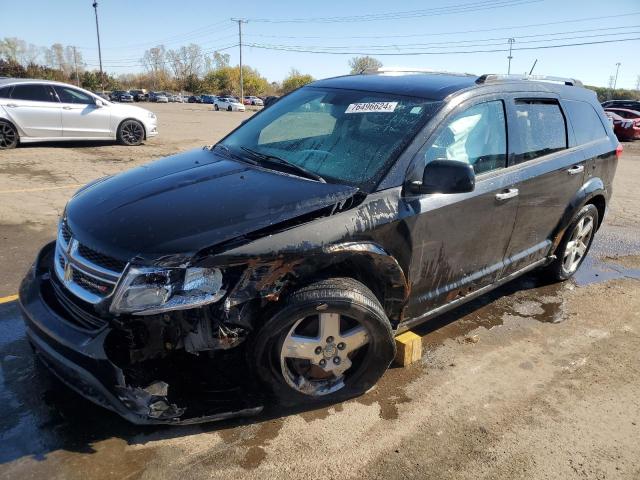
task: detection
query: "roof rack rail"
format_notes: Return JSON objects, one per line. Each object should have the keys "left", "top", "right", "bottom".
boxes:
{"left": 476, "top": 74, "right": 583, "bottom": 87}
{"left": 363, "top": 67, "right": 476, "bottom": 76}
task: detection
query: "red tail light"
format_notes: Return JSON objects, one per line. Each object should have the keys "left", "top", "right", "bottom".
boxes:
{"left": 616, "top": 143, "right": 623, "bottom": 158}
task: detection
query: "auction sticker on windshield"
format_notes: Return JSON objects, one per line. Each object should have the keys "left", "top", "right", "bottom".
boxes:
{"left": 345, "top": 102, "right": 398, "bottom": 113}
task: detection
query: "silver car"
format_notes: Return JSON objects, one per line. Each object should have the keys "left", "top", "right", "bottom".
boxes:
{"left": 0, "top": 78, "right": 158, "bottom": 149}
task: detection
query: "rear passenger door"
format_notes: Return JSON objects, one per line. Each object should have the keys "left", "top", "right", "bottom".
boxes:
{"left": 502, "top": 95, "right": 586, "bottom": 275}
{"left": 4, "top": 83, "right": 62, "bottom": 138}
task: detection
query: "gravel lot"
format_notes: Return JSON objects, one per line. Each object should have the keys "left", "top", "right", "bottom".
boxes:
{"left": 0, "top": 102, "right": 639, "bottom": 480}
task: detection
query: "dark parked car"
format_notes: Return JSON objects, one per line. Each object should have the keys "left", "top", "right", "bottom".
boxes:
{"left": 109, "top": 90, "right": 133, "bottom": 102}
{"left": 129, "top": 89, "right": 147, "bottom": 102}
{"left": 601, "top": 99, "right": 640, "bottom": 110}
{"left": 263, "top": 95, "right": 280, "bottom": 108}
{"left": 201, "top": 94, "right": 216, "bottom": 104}
{"left": 19, "top": 71, "right": 619, "bottom": 425}
{"left": 188, "top": 95, "right": 202, "bottom": 103}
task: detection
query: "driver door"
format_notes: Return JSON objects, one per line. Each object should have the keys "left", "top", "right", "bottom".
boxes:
{"left": 403, "top": 97, "right": 519, "bottom": 318}
{"left": 53, "top": 85, "right": 111, "bottom": 138}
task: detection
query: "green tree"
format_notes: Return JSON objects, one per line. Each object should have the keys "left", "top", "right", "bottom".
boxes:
{"left": 281, "top": 69, "right": 314, "bottom": 94}
{"left": 348, "top": 56, "right": 382, "bottom": 74}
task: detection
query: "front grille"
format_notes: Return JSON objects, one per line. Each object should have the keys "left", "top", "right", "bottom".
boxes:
{"left": 72, "top": 269, "right": 115, "bottom": 296}
{"left": 54, "top": 220, "right": 128, "bottom": 311}
{"left": 77, "top": 244, "right": 127, "bottom": 272}
{"left": 47, "top": 275, "right": 109, "bottom": 330}
{"left": 61, "top": 220, "right": 72, "bottom": 243}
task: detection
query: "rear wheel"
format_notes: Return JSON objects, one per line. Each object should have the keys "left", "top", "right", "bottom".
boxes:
{"left": 214, "top": 104, "right": 219, "bottom": 111}
{"left": 227, "top": 105, "right": 232, "bottom": 112}
{"left": 250, "top": 278, "right": 395, "bottom": 406}
{"left": 0, "top": 120, "right": 18, "bottom": 149}
{"left": 545, "top": 204, "right": 598, "bottom": 281}
{"left": 117, "top": 119, "right": 144, "bottom": 146}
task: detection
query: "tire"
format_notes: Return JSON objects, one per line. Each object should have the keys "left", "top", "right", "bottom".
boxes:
{"left": 214, "top": 104, "right": 219, "bottom": 111}
{"left": 544, "top": 204, "right": 599, "bottom": 281}
{"left": 0, "top": 120, "right": 19, "bottom": 149}
{"left": 116, "top": 119, "right": 144, "bottom": 146}
{"left": 249, "top": 277, "right": 395, "bottom": 407}
{"left": 227, "top": 105, "right": 232, "bottom": 112}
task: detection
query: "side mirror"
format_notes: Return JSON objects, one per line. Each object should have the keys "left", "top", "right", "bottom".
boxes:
{"left": 410, "top": 159, "right": 475, "bottom": 194}
{"left": 94, "top": 98, "right": 105, "bottom": 108}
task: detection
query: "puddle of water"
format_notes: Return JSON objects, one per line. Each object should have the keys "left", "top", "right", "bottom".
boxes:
{"left": 573, "top": 256, "right": 640, "bottom": 287}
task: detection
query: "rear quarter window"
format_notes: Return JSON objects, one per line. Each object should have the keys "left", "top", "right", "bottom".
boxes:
{"left": 564, "top": 100, "right": 608, "bottom": 145}
{"left": 513, "top": 99, "right": 567, "bottom": 164}
{"left": 0, "top": 86, "right": 11, "bottom": 98}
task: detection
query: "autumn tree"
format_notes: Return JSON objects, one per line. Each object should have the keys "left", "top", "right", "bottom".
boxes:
{"left": 281, "top": 69, "right": 314, "bottom": 94}
{"left": 348, "top": 56, "right": 382, "bottom": 74}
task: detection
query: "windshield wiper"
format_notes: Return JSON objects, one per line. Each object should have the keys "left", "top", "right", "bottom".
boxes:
{"left": 214, "top": 144, "right": 258, "bottom": 165}
{"left": 240, "top": 147, "right": 325, "bottom": 183}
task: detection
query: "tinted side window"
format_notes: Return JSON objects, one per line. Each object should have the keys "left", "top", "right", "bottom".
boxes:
{"left": 513, "top": 100, "right": 566, "bottom": 163}
{"left": 564, "top": 100, "right": 608, "bottom": 145}
{"left": 425, "top": 100, "right": 507, "bottom": 175}
{"left": 10, "top": 84, "right": 57, "bottom": 102}
{"left": 0, "top": 86, "right": 11, "bottom": 98}
{"left": 54, "top": 86, "right": 93, "bottom": 104}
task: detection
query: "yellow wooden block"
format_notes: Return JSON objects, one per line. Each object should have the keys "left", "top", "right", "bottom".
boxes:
{"left": 394, "top": 331, "right": 422, "bottom": 367}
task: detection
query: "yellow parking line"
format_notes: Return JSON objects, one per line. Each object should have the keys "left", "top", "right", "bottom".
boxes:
{"left": 0, "top": 184, "right": 82, "bottom": 194}
{"left": 0, "top": 294, "right": 18, "bottom": 304}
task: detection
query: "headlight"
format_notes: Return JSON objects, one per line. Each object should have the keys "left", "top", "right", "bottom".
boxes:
{"left": 148, "top": 112, "right": 156, "bottom": 119}
{"left": 110, "top": 266, "right": 225, "bottom": 315}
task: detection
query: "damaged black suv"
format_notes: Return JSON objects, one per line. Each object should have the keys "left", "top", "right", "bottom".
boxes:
{"left": 19, "top": 71, "right": 619, "bottom": 424}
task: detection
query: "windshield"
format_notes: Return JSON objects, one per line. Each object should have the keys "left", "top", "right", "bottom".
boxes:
{"left": 219, "top": 86, "right": 440, "bottom": 190}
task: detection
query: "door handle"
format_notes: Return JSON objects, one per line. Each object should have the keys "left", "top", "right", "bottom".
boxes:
{"left": 567, "top": 165, "right": 584, "bottom": 175}
{"left": 495, "top": 188, "right": 519, "bottom": 201}
{"left": 6, "top": 103, "right": 17, "bottom": 108}
{"left": 62, "top": 106, "right": 72, "bottom": 110}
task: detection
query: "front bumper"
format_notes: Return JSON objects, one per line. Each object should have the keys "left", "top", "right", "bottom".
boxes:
{"left": 18, "top": 243, "right": 261, "bottom": 425}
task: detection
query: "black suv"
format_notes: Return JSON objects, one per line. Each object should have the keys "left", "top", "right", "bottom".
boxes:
{"left": 19, "top": 72, "right": 619, "bottom": 425}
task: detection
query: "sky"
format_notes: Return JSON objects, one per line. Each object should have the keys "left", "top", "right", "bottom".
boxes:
{"left": 1, "top": 0, "right": 639, "bottom": 89}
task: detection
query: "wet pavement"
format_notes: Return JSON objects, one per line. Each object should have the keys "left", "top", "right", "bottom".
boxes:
{"left": 1, "top": 238, "right": 637, "bottom": 475}
{"left": 0, "top": 129, "right": 639, "bottom": 479}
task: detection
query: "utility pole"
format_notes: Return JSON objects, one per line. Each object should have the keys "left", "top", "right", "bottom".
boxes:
{"left": 72, "top": 46, "right": 80, "bottom": 86}
{"left": 613, "top": 62, "right": 621, "bottom": 91}
{"left": 231, "top": 18, "right": 248, "bottom": 101}
{"left": 507, "top": 38, "right": 515, "bottom": 74}
{"left": 92, "top": 1, "right": 104, "bottom": 93}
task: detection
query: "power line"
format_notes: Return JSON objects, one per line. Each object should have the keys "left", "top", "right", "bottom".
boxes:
{"left": 77, "top": 21, "right": 234, "bottom": 51}
{"left": 242, "top": 26, "right": 640, "bottom": 52}
{"left": 249, "top": 0, "right": 541, "bottom": 23}
{"left": 243, "top": 12, "right": 640, "bottom": 39}
{"left": 245, "top": 36, "right": 640, "bottom": 56}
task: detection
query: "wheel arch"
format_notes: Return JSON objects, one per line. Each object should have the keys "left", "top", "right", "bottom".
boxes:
{"left": 224, "top": 241, "right": 409, "bottom": 328}
{"left": 550, "top": 177, "right": 607, "bottom": 252}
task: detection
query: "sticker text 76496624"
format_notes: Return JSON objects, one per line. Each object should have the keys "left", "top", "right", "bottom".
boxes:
{"left": 345, "top": 102, "right": 398, "bottom": 114}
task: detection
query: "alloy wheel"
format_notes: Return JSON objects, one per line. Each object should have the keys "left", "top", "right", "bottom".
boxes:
{"left": 280, "top": 311, "right": 370, "bottom": 396}
{"left": 0, "top": 122, "right": 18, "bottom": 149}
{"left": 563, "top": 215, "right": 594, "bottom": 273}
{"left": 120, "top": 121, "right": 143, "bottom": 145}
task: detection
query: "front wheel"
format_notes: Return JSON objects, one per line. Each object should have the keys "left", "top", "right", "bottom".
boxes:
{"left": 545, "top": 204, "right": 598, "bottom": 281}
{"left": 227, "top": 105, "right": 232, "bottom": 112}
{"left": 250, "top": 278, "right": 395, "bottom": 406}
{"left": 0, "top": 120, "right": 19, "bottom": 149}
{"left": 117, "top": 120, "right": 144, "bottom": 146}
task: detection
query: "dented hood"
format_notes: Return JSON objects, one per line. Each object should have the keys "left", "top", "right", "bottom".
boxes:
{"left": 65, "top": 148, "right": 358, "bottom": 261}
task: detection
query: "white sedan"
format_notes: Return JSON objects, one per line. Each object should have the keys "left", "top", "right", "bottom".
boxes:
{"left": 0, "top": 78, "right": 158, "bottom": 149}
{"left": 213, "top": 97, "right": 245, "bottom": 112}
